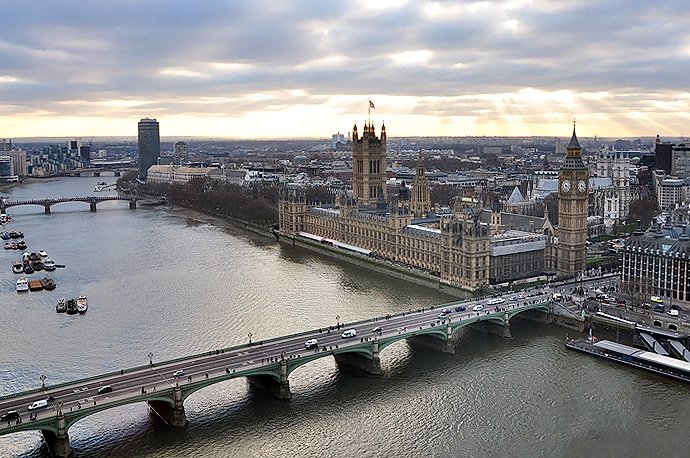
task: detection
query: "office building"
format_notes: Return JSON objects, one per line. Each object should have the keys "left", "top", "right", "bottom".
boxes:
{"left": 138, "top": 118, "right": 160, "bottom": 181}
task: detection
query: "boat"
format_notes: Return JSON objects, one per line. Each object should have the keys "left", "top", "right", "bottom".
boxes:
{"left": 3, "top": 242, "right": 11, "bottom": 250}
{"left": 16, "top": 277, "right": 29, "bottom": 292}
{"left": 56, "top": 298, "right": 66, "bottom": 313}
{"left": 31, "top": 260, "right": 44, "bottom": 271}
{"left": 17, "top": 240, "right": 26, "bottom": 250}
{"left": 65, "top": 298, "right": 78, "bottom": 314}
{"left": 98, "top": 181, "right": 107, "bottom": 186}
{"left": 565, "top": 336, "right": 690, "bottom": 384}
{"left": 12, "top": 260, "right": 23, "bottom": 274}
{"left": 11, "top": 241, "right": 18, "bottom": 250}
{"left": 23, "top": 263, "right": 34, "bottom": 274}
{"left": 29, "top": 252, "right": 40, "bottom": 261}
{"left": 77, "top": 295, "right": 88, "bottom": 314}
{"left": 28, "top": 280, "right": 43, "bottom": 291}
{"left": 38, "top": 250, "right": 48, "bottom": 257}
{"left": 43, "top": 258, "right": 56, "bottom": 271}
{"left": 1, "top": 232, "right": 9, "bottom": 240}
{"left": 40, "top": 277, "right": 56, "bottom": 290}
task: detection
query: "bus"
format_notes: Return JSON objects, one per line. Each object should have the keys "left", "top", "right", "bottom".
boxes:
{"left": 650, "top": 296, "right": 664, "bottom": 304}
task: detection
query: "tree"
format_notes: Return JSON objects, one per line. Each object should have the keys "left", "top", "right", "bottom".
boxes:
{"left": 627, "top": 197, "right": 657, "bottom": 229}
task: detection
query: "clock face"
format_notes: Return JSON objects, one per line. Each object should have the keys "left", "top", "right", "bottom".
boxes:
{"left": 561, "top": 179, "right": 571, "bottom": 193}
{"left": 578, "top": 179, "right": 587, "bottom": 193}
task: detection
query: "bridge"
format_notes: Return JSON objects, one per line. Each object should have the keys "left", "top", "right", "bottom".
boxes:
{"left": 0, "top": 294, "right": 551, "bottom": 457}
{"left": 0, "top": 195, "right": 136, "bottom": 214}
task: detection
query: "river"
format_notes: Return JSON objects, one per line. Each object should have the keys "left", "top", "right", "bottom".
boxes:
{"left": 1, "top": 177, "right": 689, "bottom": 457}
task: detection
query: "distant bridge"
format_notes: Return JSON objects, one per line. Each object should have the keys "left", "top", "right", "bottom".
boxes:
{"left": 0, "top": 196, "right": 136, "bottom": 214}
{"left": 0, "top": 296, "right": 552, "bottom": 457}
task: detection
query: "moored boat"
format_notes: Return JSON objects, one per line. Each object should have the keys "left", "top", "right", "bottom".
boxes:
{"left": 56, "top": 298, "right": 66, "bottom": 313}
{"left": 16, "top": 277, "right": 29, "bottom": 292}
{"left": 38, "top": 250, "right": 48, "bottom": 257}
{"left": 77, "top": 295, "right": 88, "bottom": 314}
{"left": 65, "top": 298, "right": 78, "bottom": 314}
{"left": 17, "top": 240, "right": 26, "bottom": 250}
{"left": 12, "top": 260, "right": 23, "bottom": 274}
{"left": 23, "top": 263, "right": 34, "bottom": 274}
{"left": 31, "top": 260, "right": 44, "bottom": 271}
{"left": 0, "top": 232, "right": 9, "bottom": 240}
{"left": 4, "top": 242, "right": 11, "bottom": 250}
{"left": 40, "top": 277, "right": 56, "bottom": 290}
{"left": 43, "top": 258, "right": 56, "bottom": 271}
{"left": 28, "top": 280, "right": 43, "bottom": 291}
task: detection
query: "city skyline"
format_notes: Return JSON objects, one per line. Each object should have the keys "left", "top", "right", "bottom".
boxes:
{"left": 2, "top": 1, "right": 689, "bottom": 140}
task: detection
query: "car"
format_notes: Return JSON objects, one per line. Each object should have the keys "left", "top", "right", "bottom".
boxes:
{"left": 671, "top": 304, "right": 681, "bottom": 311}
{"left": 668, "top": 309, "right": 679, "bottom": 316}
{"left": 454, "top": 306, "right": 466, "bottom": 312}
{"left": 510, "top": 296, "right": 519, "bottom": 301}
{"left": 618, "top": 302, "right": 626, "bottom": 307}
{"left": 472, "top": 304, "right": 484, "bottom": 312}
{"left": 304, "top": 338, "right": 318, "bottom": 349}
{"left": 1, "top": 411, "right": 19, "bottom": 421}
{"left": 518, "top": 295, "right": 525, "bottom": 299}
{"left": 97, "top": 385, "right": 113, "bottom": 394}
{"left": 341, "top": 329, "right": 357, "bottom": 338}
{"left": 371, "top": 326, "right": 382, "bottom": 333}
{"left": 172, "top": 370, "right": 185, "bottom": 377}
{"left": 438, "top": 312, "right": 450, "bottom": 320}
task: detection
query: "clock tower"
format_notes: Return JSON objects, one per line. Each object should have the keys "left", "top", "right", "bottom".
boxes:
{"left": 557, "top": 124, "right": 588, "bottom": 278}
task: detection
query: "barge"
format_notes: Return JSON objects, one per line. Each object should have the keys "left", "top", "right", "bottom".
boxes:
{"left": 566, "top": 337, "right": 690, "bottom": 384}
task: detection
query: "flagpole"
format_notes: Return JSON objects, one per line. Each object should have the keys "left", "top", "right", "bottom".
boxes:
{"left": 368, "top": 98, "right": 371, "bottom": 126}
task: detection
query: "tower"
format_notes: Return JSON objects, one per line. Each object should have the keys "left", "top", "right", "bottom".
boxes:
{"left": 352, "top": 120, "right": 387, "bottom": 205}
{"left": 557, "top": 124, "right": 588, "bottom": 277}
{"left": 138, "top": 118, "right": 160, "bottom": 181}
{"left": 410, "top": 149, "right": 431, "bottom": 217}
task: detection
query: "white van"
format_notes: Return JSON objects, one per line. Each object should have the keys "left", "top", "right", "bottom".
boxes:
{"left": 341, "top": 329, "right": 357, "bottom": 338}
{"left": 304, "top": 338, "right": 318, "bottom": 349}
{"left": 28, "top": 399, "right": 48, "bottom": 411}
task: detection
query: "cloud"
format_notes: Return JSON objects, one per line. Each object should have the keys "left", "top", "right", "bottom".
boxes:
{"left": 1, "top": 0, "right": 689, "bottom": 138}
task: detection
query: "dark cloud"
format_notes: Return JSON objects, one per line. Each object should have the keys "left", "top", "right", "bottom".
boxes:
{"left": 1, "top": 0, "right": 689, "bottom": 136}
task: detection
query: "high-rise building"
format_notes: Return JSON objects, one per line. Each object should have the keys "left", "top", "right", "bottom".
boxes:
{"left": 557, "top": 125, "right": 589, "bottom": 277}
{"left": 174, "top": 141, "right": 188, "bottom": 164}
{"left": 138, "top": 118, "right": 160, "bottom": 181}
{"left": 655, "top": 135, "right": 672, "bottom": 173}
{"left": 352, "top": 121, "right": 386, "bottom": 205}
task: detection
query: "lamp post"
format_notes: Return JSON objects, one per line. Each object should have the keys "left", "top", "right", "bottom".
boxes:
{"left": 336, "top": 315, "right": 340, "bottom": 328}
{"left": 148, "top": 352, "right": 154, "bottom": 367}
{"left": 40, "top": 374, "right": 46, "bottom": 390}
{"left": 247, "top": 332, "right": 253, "bottom": 345}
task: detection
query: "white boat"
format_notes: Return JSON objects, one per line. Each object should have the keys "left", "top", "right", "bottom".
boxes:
{"left": 77, "top": 295, "right": 88, "bottom": 314}
{"left": 38, "top": 250, "right": 48, "bottom": 257}
{"left": 12, "top": 260, "right": 23, "bottom": 274}
{"left": 16, "top": 277, "right": 29, "bottom": 292}
{"left": 43, "top": 258, "right": 56, "bottom": 271}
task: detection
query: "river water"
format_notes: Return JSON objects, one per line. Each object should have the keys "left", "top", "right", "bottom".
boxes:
{"left": 1, "top": 177, "right": 689, "bottom": 457}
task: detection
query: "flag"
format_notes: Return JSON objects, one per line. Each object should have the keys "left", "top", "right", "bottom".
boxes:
{"left": 369, "top": 100, "right": 375, "bottom": 109}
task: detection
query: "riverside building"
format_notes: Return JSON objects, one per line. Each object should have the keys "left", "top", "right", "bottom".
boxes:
{"left": 278, "top": 120, "right": 586, "bottom": 291}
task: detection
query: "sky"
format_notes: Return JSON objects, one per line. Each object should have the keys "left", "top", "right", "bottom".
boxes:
{"left": 2, "top": 0, "right": 690, "bottom": 140}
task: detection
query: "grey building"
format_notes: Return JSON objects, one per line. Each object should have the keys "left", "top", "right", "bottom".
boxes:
{"left": 138, "top": 118, "right": 160, "bottom": 181}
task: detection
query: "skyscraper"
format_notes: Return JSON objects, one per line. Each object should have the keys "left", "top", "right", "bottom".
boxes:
{"left": 138, "top": 118, "right": 160, "bottom": 181}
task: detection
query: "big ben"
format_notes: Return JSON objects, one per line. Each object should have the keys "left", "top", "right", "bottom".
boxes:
{"left": 557, "top": 123, "right": 588, "bottom": 277}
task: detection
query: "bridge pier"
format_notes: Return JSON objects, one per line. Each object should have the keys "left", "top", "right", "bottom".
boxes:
{"left": 129, "top": 199, "right": 137, "bottom": 209}
{"left": 147, "top": 386, "right": 188, "bottom": 427}
{"left": 90, "top": 202, "right": 97, "bottom": 212}
{"left": 42, "top": 411, "right": 73, "bottom": 457}
{"left": 247, "top": 358, "right": 291, "bottom": 399}
{"left": 333, "top": 342, "right": 382, "bottom": 375}
{"left": 44, "top": 201, "right": 51, "bottom": 214}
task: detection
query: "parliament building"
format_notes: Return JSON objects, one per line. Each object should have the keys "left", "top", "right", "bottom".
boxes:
{"left": 278, "top": 120, "right": 587, "bottom": 292}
